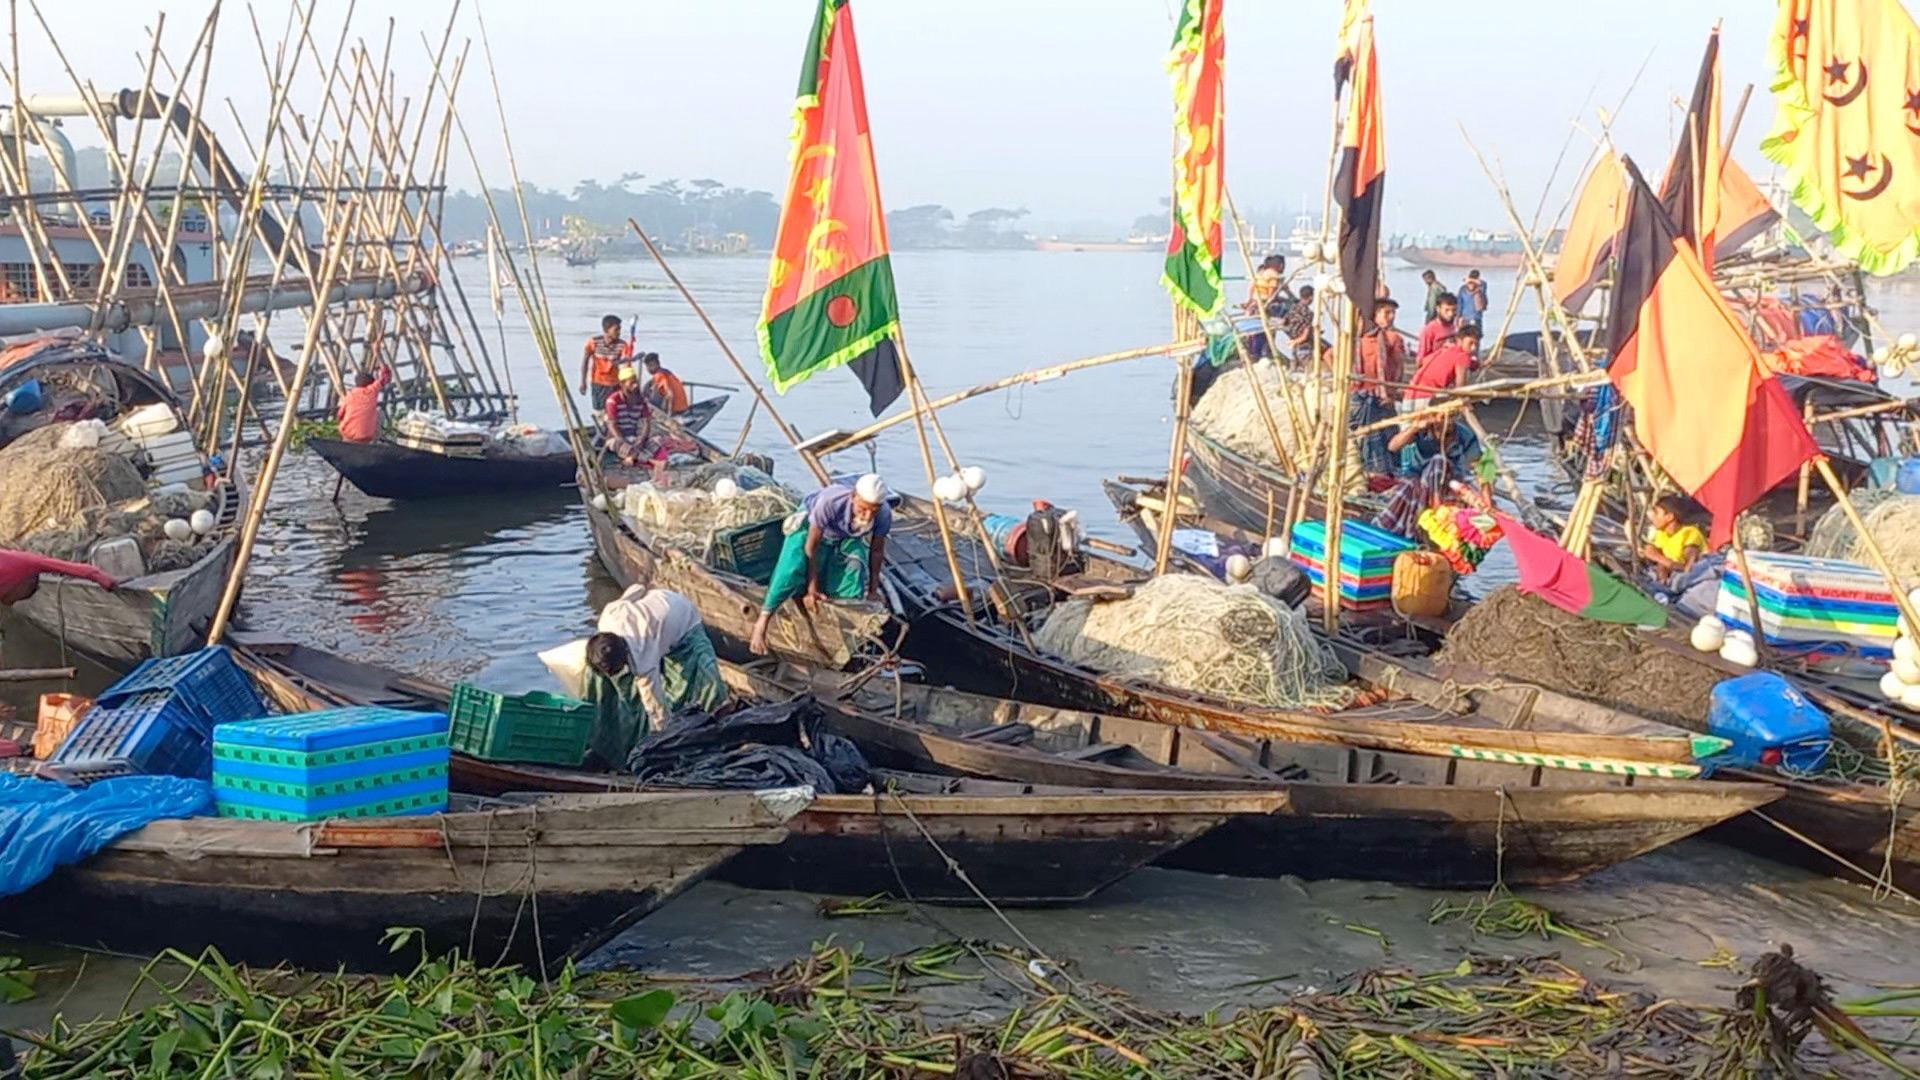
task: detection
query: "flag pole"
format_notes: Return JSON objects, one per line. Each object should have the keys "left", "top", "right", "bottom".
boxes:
{"left": 1321, "top": 294, "right": 1356, "bottom": 635}
{"left": 1155, "top": 353, "right": 1196, "bottom": 575}
{"left": 626, "top": 217, "right": 830, "bottom": 486}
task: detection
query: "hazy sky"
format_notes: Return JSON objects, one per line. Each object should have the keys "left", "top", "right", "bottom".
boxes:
{"left": 25, "top": 1, "right": 1779, "bottom": 234}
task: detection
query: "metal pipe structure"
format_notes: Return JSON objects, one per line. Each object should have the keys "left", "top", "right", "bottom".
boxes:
{"left": 0, "top": 268, "right": 432, "bottom": 335}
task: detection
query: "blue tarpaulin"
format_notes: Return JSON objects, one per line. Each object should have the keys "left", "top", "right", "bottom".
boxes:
{"left": 0, "top": 773, "right": 212, "bottom": 897}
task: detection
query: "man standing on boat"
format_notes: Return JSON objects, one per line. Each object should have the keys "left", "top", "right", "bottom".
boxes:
{"left": 1353, "top": 299, "right": 1406, "bottom": 480}
{"left": 336, "top": 362, "right": 394, "bottom": 444}
{"left": 1417, "top": 292, "right": 1458, "bottom": 361}
{"left": 1421, "top": 270, "right": 1444, "bottom": 322}
{"left": 579, "top": 315, "right": 632, "bottom": 411}
{"left": 1456, "top": 270, "right": 1488, "bottom": 331}
{"left": 748, "top": 474, "right": 890, "bottom": 657}
{"left": 0, "top": 549, "right": 115, "bottom": 605}
{"left": 583, "top": 584, "right": 727, "bottom": 765}
{"left": 642, "top": 353, "right": 690, "bottom": 416}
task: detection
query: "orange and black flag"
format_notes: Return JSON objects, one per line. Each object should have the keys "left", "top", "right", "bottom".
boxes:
{"left": 1333, "top": 15, "right": 1384, "bottom": 317}
{"left": 1606, "top": 158, "right": 1817, "bottom": 545}
{"left": 1659, "top": 28, "right": 1724, "bottom": 273}
{"left": 1551, "top": 151, "right": 1626, "bottom": 312}
{"left": 1716, "top": 157, "right": 1780, "bottom": 259}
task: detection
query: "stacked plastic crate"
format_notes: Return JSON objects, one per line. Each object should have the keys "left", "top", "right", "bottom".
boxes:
{"left": 41, "top": 645, "right": 268, "bottom": 783}
{"left": 1288, "top": 519, "right": 1416, "bottom": 609}
{"left": 212, "top": 706, "right": 450, "bottom": 821}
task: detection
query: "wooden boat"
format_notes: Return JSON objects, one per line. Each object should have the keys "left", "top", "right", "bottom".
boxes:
{"left": 0, "top": 789, "right": 801, "bottom": 971}
{"left": 883, "top": 495, "right": 1722, "bottom": 776}
{"left": 727, "top": 660, "right": 1779, "bottom": 887}
{"left": 0, "top": 338, "right": 245, "bottom": 665}
{"left": 311, "top": 395, "right": 727, "bottom": 500}
{"left": 582, "top": 443, "right": 889, "bottom": 670}
{"left": 228, "top": 638, "right": 1281, "bottom": 904}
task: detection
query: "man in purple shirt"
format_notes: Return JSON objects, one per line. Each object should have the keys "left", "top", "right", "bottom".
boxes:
{"left": 748, "top": 474, "right": 890, "bottom": 656}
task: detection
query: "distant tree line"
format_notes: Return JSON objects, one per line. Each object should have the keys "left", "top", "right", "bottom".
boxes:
{"left": 884, "top": 204, "right": 1031, "bottom": 249}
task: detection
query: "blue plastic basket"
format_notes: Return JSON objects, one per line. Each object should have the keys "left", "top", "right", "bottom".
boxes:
{"left": 51, "top": 691, "right": 211, "bottom": 779}
{"left": 215, "top": 706, "right": 448, "bottom": 752}
{"left": 97, "top": 645, "right": 268, "bottom": 733}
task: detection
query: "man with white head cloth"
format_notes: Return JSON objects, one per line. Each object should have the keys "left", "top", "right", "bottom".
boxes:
{"left": 749, "top": 473, "right": 891, "bottom": 656}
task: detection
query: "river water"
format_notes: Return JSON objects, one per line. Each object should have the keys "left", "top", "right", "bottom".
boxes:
{"left": 5, "top": 251, "right": 1920, "bottom": 1043}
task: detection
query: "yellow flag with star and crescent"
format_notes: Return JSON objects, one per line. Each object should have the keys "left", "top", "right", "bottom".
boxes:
{"left": 1762, "top": 0, "right": 1920, "bottom": 274}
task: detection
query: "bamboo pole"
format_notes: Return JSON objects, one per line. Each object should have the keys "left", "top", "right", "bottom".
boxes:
{"left": 1814, "top": 456, "right": 1920, "bottom": 637}
{"left": 1155, "top": 354, "right": 1195, "bottom": 575}
{"left": 206, "top": 202, "right": 363, "bottom": 644}
{"left": 626, "top": 217, "right": 827, "bottom": 485}
{"left": 1725, "top": 515, "right": 1774, "bottom": 667}
{"left": 1321, "top": 296, "right": 1356, "bottom": 635}
{"left": 815, "top": 338, "right": 1207, "bottom": 455}
{"left": 890, "top": 341, "right": 975, "bottom": 622}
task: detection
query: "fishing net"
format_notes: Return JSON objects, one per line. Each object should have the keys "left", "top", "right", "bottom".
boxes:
{"left": 1437, "top": 585, "right": 1723, "bottom": 729}
{"left": 1804, "top": 489, "right": 1920, "bottom": 584}
{"left": 621, "top": 463, "right": 800, "bottom": 551}
{"left": 1189, "top": 361, "right": 1364, "bottom": 495}
{"left": 14, "top": 491, "right": 219, "bottom": 573}
{"left": 1033, "top": 574, "right": 1352, "bottom": 708}
{"left": 0, "top": 424, "right": 147, "bottom": 545}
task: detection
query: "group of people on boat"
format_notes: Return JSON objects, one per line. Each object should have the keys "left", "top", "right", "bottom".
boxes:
{"left": 579, "top": 314, "right": 699, "bottom": 481}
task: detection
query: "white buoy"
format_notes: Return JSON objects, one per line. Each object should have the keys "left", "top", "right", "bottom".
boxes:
{"left": 590, "top": 493, "right": 609, "bottom": 512}
{"left": 1689, "top": 618, "right": 1727, "bottom": 652}
{"left": 162, "top": 518, "right": 192, "bottom": 543}
{"left": 1901, "top": 332, "right": 1919, "bottom": 351}
{"left": 1901, "top": 681, "right": 1920, "bottom": 711}
{"left": 1320, "top": 238, "right": 1340, "bottom": 264}
{"left": 188, "top": 509, "right": 215, "bottom": 536}
{"left": 1225, "top": 553, "right": 1253, "bottom": 583}
{"left": 932, "top": 474, "right": 967, "bottom": 504}
{"left": 1894, "top": 656, "right": 1920, "bottom": 685}
{"left": 1263, "top": 537, "right": 1289, "bottom": 560}
{"left": 1719, "top": 630, "right": 1758, "bottom": 667}
{"left": 1326, "top": 275, "right": 1348, "bottom": 296}
{"left": 713, "top": 478, "right": 739, "bottom": 499}
{"left": 959, "top": 465, "right": 987, "bottom": 493}
{"left": 1897, "top": 636, "right": 1920, "bottom": 665}
{"left": 202, "top": 329, "right": 226, "bottom": 360}
{"left": 1883, "top": 670, "right": 1909, "bottom": 701}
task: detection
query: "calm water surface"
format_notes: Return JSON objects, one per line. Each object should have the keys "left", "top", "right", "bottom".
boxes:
{"left": 6, "top": 252, "right": 1920, "bottom": 1034}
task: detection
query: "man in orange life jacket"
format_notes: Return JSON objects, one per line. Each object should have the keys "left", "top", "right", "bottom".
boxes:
{"left": 579, "top": 315, "right": 633, "bottom": 411}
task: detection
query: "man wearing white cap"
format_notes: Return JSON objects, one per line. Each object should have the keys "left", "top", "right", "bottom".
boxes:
{"left": 749, "top": 473, "right": 891, "bottom": 656}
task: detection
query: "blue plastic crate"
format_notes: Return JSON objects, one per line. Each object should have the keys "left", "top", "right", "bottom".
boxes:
{"left": 51, "top": 692, "right": 211, "bottom": 779}
{"left": 97, "top": 645, "right": 267, "bottom": 732}
{"left": 215, "top": 706, "right": 448, "bottom": 752}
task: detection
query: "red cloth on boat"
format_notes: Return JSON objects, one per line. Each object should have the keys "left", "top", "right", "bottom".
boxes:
{"left": 0, "top": 550, "right": 116, "bottom": 600}
{"left": 1757, "top": 335, "right": 1873, "bottom": 382}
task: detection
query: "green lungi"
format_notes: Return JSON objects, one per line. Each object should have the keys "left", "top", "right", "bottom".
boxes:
{"left": 661, "top": 625, "right": 727, "bottom": 714}
{"left": 761, "top": 528, "right": 869, "bottom": 613}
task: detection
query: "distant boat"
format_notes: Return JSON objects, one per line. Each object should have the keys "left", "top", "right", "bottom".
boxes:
{"left": 1393, "top": 228, "right": 1553, "bottom": 270}
{"left": 1033, "top": 236, "right": 1163, "bottom": 253}
{"left": 563, "top": 248, "right": 599, "bottom": 267}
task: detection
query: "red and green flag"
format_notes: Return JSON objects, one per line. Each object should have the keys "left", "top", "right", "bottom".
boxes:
{"left": 1161, "top": 0, "right": 1226, "bottom": 321}
{"left": 1496, "top": 514, "right": 1668, "bottom": 627}
{"left": 758, "top": 0, "right": 903, "bottom": 415}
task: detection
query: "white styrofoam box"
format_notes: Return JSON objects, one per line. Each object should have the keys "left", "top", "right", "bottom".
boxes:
{"left": 117, "top": 402, "right": 180, "bottom": 439}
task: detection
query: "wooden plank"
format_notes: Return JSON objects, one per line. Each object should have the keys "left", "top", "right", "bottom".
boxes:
{"left": 1191, "top": 731, "right": 1291, "bottom": 783}
{"left": 1057, "top": 742, "right": 1126, "bottom": 761}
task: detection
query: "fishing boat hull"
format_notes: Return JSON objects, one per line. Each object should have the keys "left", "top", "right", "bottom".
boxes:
{"left": 310, "top": 396, "right": 726, "bottom": 500}
{"left": 1706, "top": 775, "right": 1920, "bottom": 895}
{"left": 582, "top": 493, "right": 889, "bottom": 670}
{"left": 8, "top": 535, "right": 236, "bottom": 666}
{"left": 0, "top": 791, "right": 799, "bottom": 970}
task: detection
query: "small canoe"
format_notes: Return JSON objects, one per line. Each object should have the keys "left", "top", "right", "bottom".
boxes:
{"left": 229, "top": 639, "right": 1283, "bottom": 904}
{"left": 311, "top": 395, "right": 727, "bottom": 500}
{"left": 729, "top": 660, "right": 1779, "bottom": 887}
{"left": 0, "top": 789, "right": 801, "bottom": 971}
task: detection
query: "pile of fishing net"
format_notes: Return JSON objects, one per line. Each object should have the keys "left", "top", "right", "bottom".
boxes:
{"left": 0, "top": 423, "right": 146, "bottom": 545}
{"left": 14, "top": 489, "right": 219, "bottom": 573}
{"left": 1034, "top": 573, "right": 1352, "bottom": 708}
{"left": 1189, "top": 361, "right": 1364, "bottom": 495}
{"left": 1437, "top": 585, "right": 1722, "bottom": 729}
{"left": 1804, "top": 488, "right": 1920, "bottom": 584}
{"left": 620, "top": 462, "right": 800, "bottom": 552}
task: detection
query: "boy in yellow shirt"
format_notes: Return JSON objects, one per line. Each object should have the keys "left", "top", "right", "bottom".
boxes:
{"left": 1642, "top": 495, "right": 1708, "bottom": 581}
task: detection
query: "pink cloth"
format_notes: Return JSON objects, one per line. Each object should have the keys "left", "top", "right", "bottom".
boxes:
{"left": 0, "top": 549, "right": 115, "bottom": 596}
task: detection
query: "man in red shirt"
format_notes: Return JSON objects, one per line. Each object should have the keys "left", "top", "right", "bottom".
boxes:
{"left": 1353, "top": 298, "right": 1408, "bottom": 478}
{"left": 1404, "top": 324, "right": 1481, "bottom": 401}
{"left": 0, "top": 549, "right": 116, "bottom": 605}
{"left": 1417, "top": 292, "right": 1458, "bottom": 360}
{"left": 336, "top": 363, "right": 394, "bottom": 443}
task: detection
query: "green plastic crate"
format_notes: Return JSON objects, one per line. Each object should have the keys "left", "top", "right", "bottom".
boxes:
{"left": 709, "top": 516, "right": 788, "bottom": 584}
{"left": 448, "top": 683, "right": 594, "bottom": 766}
